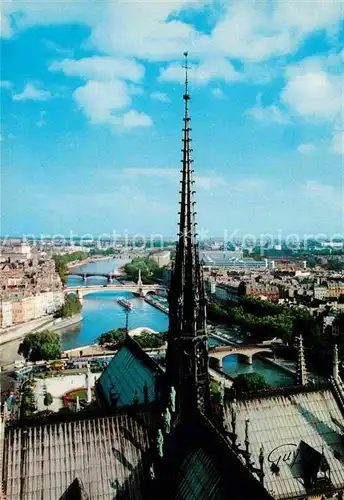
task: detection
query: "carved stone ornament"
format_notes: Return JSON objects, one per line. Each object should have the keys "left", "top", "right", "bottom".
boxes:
{"left": 157, "top": 429, "right": 164, "bottom": 458}
{"left": 169, "top": 386, "right": 176, "bottom": 413}
{"left": 163, "top": 407, "right": 171, "bottom": 434}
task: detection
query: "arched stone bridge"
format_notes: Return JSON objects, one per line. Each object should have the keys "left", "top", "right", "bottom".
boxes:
{"left": 67, "top": 271, "right": 122, "bottom": 282}
{"left": 209, "top": 344, "right": 273, "bottom": 368}
{"left": 65, "top": 284, "right": 162, "bottom": 301}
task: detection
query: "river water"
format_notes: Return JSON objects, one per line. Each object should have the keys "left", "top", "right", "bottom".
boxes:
{"left": 62, "top": 258, "right": 295, "bottom": 387}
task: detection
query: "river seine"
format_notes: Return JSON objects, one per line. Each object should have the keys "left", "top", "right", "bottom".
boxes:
{"left": 62, "top": 258, "right": 293, "bottom": 386}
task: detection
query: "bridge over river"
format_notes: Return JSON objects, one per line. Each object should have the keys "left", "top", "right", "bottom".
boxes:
{"left": 209, "top": 344, "right": 273, "bottom": 368}
{"left": 66, "top": 284, "right": 162, "bottom": 300}
{"left": 67, "top": 271, "right": 123, "bottom": 282}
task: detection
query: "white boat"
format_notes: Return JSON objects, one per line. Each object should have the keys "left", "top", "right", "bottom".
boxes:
{"left": 117, "top": 297, "right": 133, "bottom": 310}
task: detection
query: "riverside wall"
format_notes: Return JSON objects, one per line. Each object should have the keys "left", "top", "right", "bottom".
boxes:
{"left": 0, "top": 314, "right": 82, "bottom": 347}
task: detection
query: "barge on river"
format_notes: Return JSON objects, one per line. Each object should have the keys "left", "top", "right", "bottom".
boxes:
{"left": 117, "top": 297, "right": 133, "bottom": 310}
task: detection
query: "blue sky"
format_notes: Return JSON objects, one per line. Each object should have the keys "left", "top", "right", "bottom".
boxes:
{"left": 1, "top": 0, "right": 343, "bottom": 239}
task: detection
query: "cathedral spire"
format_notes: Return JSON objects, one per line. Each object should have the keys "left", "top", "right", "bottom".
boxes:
{"left": 296, "top": 334, "right": 307, "bottom": 386}
{"left": 166, "top": 52, "right": 211, "bottom": 417}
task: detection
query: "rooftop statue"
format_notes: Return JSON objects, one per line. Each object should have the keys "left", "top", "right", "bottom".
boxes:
{"left": 169, "top": 386, "right": 176, "bottom": 413}
{"left": 156, "top": 429, "right": 164, "bottom": 458}
{"left": 149, "top": 464, "right": 156, "bottom": 481}
{"left": 219, "top": 381, "right": 225, "bottom": 407}
{"left": 163, "top": 407, "right": 171, "bottom": 434}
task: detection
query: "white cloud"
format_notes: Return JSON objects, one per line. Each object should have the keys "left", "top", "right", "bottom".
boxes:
{"left": 88, "top": 0, "right": 205, "bottom": 61}
{"left": 331, "top": 131, "right": 343, "bottom": 156}
{"left": 159, "top": 58, "right": 240, "bottom": 85}
{"left": 50, "top": 56, "right": 144, "bottom": 83}
{"left": 150, "top": 91, "right": 170, "bottom": 103}
{"left": 246, "top": 93, "right": 289, "bottom": 124}
{"left": 2, "top": 0, "right": 344, "bottom": 66}
{"left": 12, "top": 83, "right": 52, "bottom": 101}
{"left": 0, "top": 11, "right": 13, "bottom": 38}
{"left": 73, "top": 80, "right": 131, "bottom": 124}
{"left": 211, "top": 0, "right": 343, "bottom": 63}
{"left": 1, "top": 1, "right": 101, "bottom": 34}
{"left": 3, "top": 0, "right": 344, "bottom": 142}
{"left": 281, "top": 64, "right": 342, "bottom": 121}
{"left": 73, "top": 81, "right": 152, "bottom": 129}
{"left": 211, "top": 88, "right": 224, "bottom": 99}
{"left": 297, "top": 143, "right": 315, "bottom": 154}
{"left": 51, "top": 56, "right": 150, "bottom": 130}
{"left": 275, "top": 0, "right": 343, "bottom": 36}
{"left": 120, "top": 110, "right": 153, "bottom": 129}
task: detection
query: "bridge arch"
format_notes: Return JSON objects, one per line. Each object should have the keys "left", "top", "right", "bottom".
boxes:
{"left": 208, "top": 345, "right": 273, "bottom": 370}
{"left": 251, "top": 350, "right": 273, "bottom": 360}
{"left": 222, "top": 352, "right": 253, "bottom": 365}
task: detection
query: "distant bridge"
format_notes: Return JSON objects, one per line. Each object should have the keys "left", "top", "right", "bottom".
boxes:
{"left": 209, "top": 344, "right": 273, "bottom": 368}
{"left": 67, "top": 271, "right": 122, "bottom": 282}
{"left": 65, "top": 284, "right": 162, "bottom": 301}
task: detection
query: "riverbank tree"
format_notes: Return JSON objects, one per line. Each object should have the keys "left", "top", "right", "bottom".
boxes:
{"left": 98, "top": 328, "right": 165, "bottom": 349}
{"left": 18, "top": 330, "right": 62, "bottom": 361}
{"left": 53, "top": 251, "right": 88, "bottom": 284}
{"left": 98, "top": 328, "right": 127, "bottom": 346}
{"left": 124, "top": 257, "right": 164, "bottom": 283}
{"left": 233, "top": 373, "right": 269, "bottom": 395}
{"left": 207, "top": 296, "right": 325, "bottom": 347}
{"left": 55, "top": 294, "right": 82, "bottom": 318}
{"left": 89, "top": 248, "right": 120, "bottom": 257}
{"left": 135, "top": 330, "right": 165, "bottom": 349}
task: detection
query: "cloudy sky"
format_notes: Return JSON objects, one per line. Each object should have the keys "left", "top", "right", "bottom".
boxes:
{"left": 1, "top": 0, "right": 343, "bottom": 239}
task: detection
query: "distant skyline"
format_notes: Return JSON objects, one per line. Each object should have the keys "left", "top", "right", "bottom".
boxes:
{"left": 1, "top": 0, "right": 343, "bottom": 237}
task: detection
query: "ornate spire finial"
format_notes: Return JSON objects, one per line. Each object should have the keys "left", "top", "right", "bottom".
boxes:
{"left": 183, "top": 51, "right": 190, "bottom": 101}
{"left": 165, "top": 53, "right": 210, "bottom": 418}
{"left": 296, "top": 334, "right": 307, "bottom": 386}
{"left": 333, "top": 344, "right": 339, "bottom": 381}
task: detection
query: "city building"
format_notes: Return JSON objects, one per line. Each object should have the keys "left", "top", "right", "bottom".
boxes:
{"left": 0, "top": 301, "right": 12, "bottom": 328}
{"left": 206, "top": 280, "right": 244, "bottom": 304}
{"left": 201, "top": 251, "right": 267, "bottom": 270}
{"left": 0, "top": 251, "right": 63, "bottom": 330}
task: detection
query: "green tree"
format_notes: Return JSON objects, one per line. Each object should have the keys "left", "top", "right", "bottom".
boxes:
{"left": 18, "top": 330, "right": 62, "bottom": 362}
{"left": 44, "top": 392, "right": 53, "bottom": 408}
{"left": 124, "top": 257, "right": 163, "bottom": 283}
{"left": 134, "top": 331, "right": 165, "bottom": 349}
{"left": 98, "top": 328, "right": 127, "bottom": 346}
{"left": 207, "top": 303, "right": 226, "bottom": 320}
{"left": 53, "top": 256, "right": 68, "bottom": 285}
{"left": 55, "top": 294, "right": 82, "bottom": 318}
{"left": 233, "top": 372, "right": 269, "bottom": 394}
{"left": 20, "top": 384, "right": 37, "bottom": 417}
{"left": 53, "top": 251, "right": 88, "bottom": 284}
